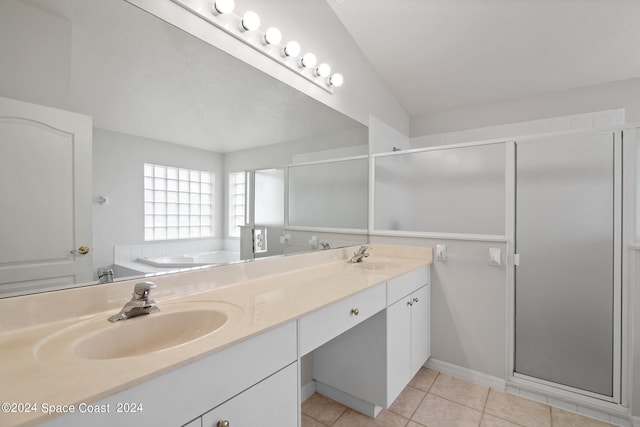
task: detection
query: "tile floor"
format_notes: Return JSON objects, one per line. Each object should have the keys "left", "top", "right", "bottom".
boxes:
{"left": 301, "top": 368, "right": 618, "bottom": 427}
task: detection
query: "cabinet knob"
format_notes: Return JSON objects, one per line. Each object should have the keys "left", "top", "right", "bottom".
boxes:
{"left": 407, "top": 301, "right": 413, "bottom": 307}
{"left": 217, "top": 420, "right": 230, "bottom": 427}
{"left": 413, "top": 297, "right": 419, "bottom": 303}
{"left": 351, "top": 308, "right": 360, "bottom": 316}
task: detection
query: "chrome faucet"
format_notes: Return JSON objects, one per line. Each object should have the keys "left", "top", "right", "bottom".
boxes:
{"left": 108, "top": 281, "right": 160, "bottom": 322}
{"left": 350, "top": 245, "right": 370, "bottom": 263}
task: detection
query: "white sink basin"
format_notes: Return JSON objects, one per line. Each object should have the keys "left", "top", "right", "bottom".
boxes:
{"left": 36, "top": 301, "right": 243, "bottom": 361}
{"left": 352, "top": 261, "right": 402, "bottom": 270}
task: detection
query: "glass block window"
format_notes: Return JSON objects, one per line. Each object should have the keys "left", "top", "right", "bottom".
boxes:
{"left": 228, "top": 171, "right": 246, "bottom": 237}
{"left": 144, "top": 163, "right": 214, "bottom": 241}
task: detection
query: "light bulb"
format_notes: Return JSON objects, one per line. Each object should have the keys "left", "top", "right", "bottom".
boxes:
{"left": 283, "top": 41, "right": 301, "bottom": 57}
{"left": 315, "top": 63, "right": 331, "bottom": 77}
{"left": 300, "top": 53, "right": 317, "bottom": 69}
{"left": 264, "top": 27, "right": 282, "bottom": 45}
{"left": 212, "top": 0, "right": 234, "bottom": 14}
{"left": 329, "top": 73, "right": 343, "bottom": 87}
{"left": 241, "top": 11, "right": 260, "bottom": 31}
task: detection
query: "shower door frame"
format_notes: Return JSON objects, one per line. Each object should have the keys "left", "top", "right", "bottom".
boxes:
{"left": 506, "top": 130, "right": 625, "bottom": 406}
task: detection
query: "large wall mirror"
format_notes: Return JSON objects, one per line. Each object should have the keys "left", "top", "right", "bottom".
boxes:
{"left": 0, "top": 0, "right": 368, "bottom": 298}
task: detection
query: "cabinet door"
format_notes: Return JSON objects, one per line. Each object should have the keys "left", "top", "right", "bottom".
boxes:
{"left": 202, "top": 363, "right": 297, "bottom": 427}
{"left": 410, "top": 285, "right": 430, "bottom": 375}
{"left": 386, "top": 297, "right": 412, "bottom": 404}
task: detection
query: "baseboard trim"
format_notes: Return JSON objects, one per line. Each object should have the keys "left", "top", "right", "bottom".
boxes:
{"left": 301, "top": 380, "right": 316, "bottom": 403}
{"left": 425, "top": 358, "right": 507, "bottom": 392}
{"left": 314, "top": 380, "right": 383, "bottom": 418}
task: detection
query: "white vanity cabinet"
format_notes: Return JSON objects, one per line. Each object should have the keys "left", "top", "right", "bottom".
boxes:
{"left": 41, "top": 322, "right": 297, "bottom": 427}
{"left": 387, "top": 283, "right": 430, "bottom": 402}
{"left": 312, "top": 266, "right": 430, "bottom": 417}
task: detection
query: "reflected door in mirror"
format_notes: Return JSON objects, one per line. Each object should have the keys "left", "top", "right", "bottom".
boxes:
{"left": 0, "top": 96, "right": 92, "bottom": 297}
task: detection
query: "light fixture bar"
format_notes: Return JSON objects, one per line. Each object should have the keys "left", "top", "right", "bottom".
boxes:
{"left": 172, "top": 0, "right": 337, "bottom": 93}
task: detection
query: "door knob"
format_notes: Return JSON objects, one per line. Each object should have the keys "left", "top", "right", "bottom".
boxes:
{"left": 70, "top": 246, "right": 90, "bottom": 255}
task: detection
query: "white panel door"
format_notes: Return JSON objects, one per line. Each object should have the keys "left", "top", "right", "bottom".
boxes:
{"left": 0, "top": 96, "right": 92, "bottom": 297}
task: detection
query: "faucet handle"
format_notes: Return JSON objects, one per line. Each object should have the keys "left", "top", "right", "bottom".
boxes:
{"left": 133, "top": 281, "right": 156, "bottom": 299}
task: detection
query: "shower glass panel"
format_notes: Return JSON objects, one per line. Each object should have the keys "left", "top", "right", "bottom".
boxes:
{"left": 373, "top": 143, "right": 505, "bottom": 235}
{"left": 288, "top": 158, "right": 368, "bottom": 230}
{"left": 515, "top": 132, "right": 615, "bottom": 397}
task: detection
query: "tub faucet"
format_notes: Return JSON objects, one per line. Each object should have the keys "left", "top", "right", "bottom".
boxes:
{"left": 108, "top": 281, "right": 160, "bottom": 322}
{"left": 350, "top": 245, "right": 370, "bottom": 263}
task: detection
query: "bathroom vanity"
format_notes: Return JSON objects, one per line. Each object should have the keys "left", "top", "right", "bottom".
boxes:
{"left": 0, "top": 244, "right": 432, "bottom": 427}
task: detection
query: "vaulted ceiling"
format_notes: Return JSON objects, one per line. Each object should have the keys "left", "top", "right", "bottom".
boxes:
{"left": 327, "top": 0, "right": 640, "bottom": 118}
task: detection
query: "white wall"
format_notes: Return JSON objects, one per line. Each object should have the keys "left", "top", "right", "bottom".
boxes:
{"left": 224, "top": 126, "right": 368, "bottom": 173}
{"left": 0, "top": 0, "right": 71, "bottom": 109}
{"left": 371, "top": 236, "right": 508, "bottom": 379}
{"left": 369, "top": 115, "right": 410, "bottom": 154}
{"left": 410, "top": 78, "right": 640, "bottom": 137}
{"left": 125, "top": 0, "right": 409, "bottom": 134}
{"left": 92, "top": 128, "right": 224, "bottom": 271}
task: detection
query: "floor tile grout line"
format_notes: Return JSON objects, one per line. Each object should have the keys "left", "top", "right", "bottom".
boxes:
{"left": 406, "top": 371, "right": 439, "bottom": 422}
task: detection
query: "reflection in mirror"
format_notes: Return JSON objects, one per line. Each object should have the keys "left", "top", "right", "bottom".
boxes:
{"left": 0, "top": 0, "right": 368, "bottom": 298}
{"left": 286, "top": 157, "right": 369, "bottom": 253}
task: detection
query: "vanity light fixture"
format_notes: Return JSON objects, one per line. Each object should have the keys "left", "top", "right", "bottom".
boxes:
{"left": 315, "top": 63, "right": 331, "bottom": 77}
{"left": 240, "top": 10, "right": 260, "bottom": 31}
{"left": 283, "top": 40, "right": 301, "bottom": 58}
{"left": 173, "top": 0, "right": 342, "bottom": 92}
{"left": 263, "top": 27, "right": 282, "bottom": 45}
{"left": 212, "top": 0, "right": 234, "bottom": 14}
{"left": 329, "top": 73, "right": 344, "bottom": 87}
{"left": 299, "top": 52, "right": 317, "bottom": 69}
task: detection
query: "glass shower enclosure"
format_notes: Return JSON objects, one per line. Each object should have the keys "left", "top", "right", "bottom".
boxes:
{"left": 514, "top": 131, "right": 621, "bottom": 401}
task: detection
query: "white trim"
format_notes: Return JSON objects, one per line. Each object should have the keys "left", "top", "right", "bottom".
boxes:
{"left": 283, "top": 226, "right": 367, "bottom": 235}
{"left": 613, "top": 131, "right": 623, "bottom": 405}
{"left": 370, "top": 230, "right": 507, "bottom": 242}
{"left": 505, "top": 142, "right": 517, "bottom": 387}
{"left": 287, "top": 154, "right": 368, "bottom": 167}
{"left": 508, "top": 375, "right": 631, "bottom": 422}
{"left": 425, "top": 358, "right": 506, "bottom": 392}
{"left": 513, "top": 372, "right": 618, "bottom": 404}
{"left": 301, "top": 381, "right": 316, "bottom": 403}
{"left": 373, "top": 139, "right": 507, "bottom": 158}
{"left": 314, "top": 380, "right": 382, "bottom": 418}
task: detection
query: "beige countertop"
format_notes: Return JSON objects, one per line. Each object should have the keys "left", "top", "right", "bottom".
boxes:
{"left": 0, "top": 244, "right": 432, "bottom": 427}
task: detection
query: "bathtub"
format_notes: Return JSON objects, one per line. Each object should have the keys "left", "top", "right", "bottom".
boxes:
{"left": 137, "top": 250, "right": 240, "bottom": 268}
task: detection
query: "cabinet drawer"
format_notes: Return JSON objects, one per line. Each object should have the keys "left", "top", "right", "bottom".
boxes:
{"left": 298, "top": 282, "right": 386, "bottom": 355}
{"left": 202, "top": 363, "right": 298, "bottom": 427}
{"left": 387, "top": 265, "right": 430, "bottom": 305}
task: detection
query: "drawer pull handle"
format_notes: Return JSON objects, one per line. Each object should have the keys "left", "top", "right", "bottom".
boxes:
{"left": 217, "top": 420, "right": 230, "bottom": 427}
{"left": 413, "top": 297, "right": 419, "bottom": 303}
{"left": 351, "top": 308, "right": 360, "bottom": 316}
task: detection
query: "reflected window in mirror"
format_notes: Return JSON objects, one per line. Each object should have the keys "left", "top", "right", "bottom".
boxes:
{"left": 143, "top": 163, "right": 214, "bottom": 241}
{"left": 228, "top": 172, "right": 247, "bottom": 238}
